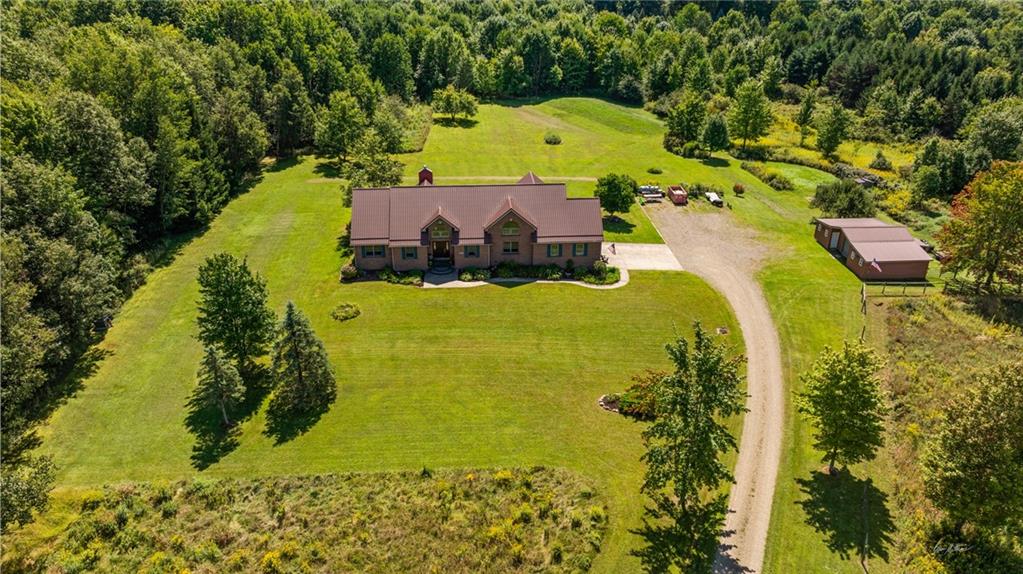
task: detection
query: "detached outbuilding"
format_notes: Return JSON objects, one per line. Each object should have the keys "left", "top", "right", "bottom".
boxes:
{"left": 814, "top": 218, "right": 931, "bottom": 281}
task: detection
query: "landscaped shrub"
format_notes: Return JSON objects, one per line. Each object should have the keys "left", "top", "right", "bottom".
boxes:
{"left": 330, "top": 303, "right": 361, "bottom": 322}
{"left": 492, "top": 262, "right": 565, "bottom": 280}
{"left": 647, "top": 167, "right": 662, "bottom": 174}
{"left": 458, "top": 267, "right": 491, "bottom": 282}
{"left": 617, "top": 370, "right": 667, "bottom": 420}
{"left": 544, "top": 131, "right": 561, "bottom": 145}
{"left": 378, "top": 267, "right": 423, "bottom": 286}
{"left": 733, "top": 183, "right": 746, "bottom": 196}
{"left": 339, "top": 264, "right": 358, "bottom": 281}
{"left": 574, "top": 263, "right": 620, "bottom": 285}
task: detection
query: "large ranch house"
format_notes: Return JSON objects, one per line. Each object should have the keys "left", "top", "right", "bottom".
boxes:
{"left": 350, "top": 168, "right": 604, "bottom": 272}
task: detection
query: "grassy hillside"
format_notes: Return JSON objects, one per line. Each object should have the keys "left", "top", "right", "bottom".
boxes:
{"left": 33, "top": 151, "right": 740, "bottom": 573}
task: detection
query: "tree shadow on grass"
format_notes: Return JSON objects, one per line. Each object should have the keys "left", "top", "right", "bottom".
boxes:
{"left": 313, "top": 161, "right": 342, "bottom": 179}
{"left": 630, "top": 496, "right": 725, "bottom": 574}
{"left": 603, "top": 215, "right": 636, "bottom": 235}
{"left": 700, "top": 156, "right": 730, "bottom": 168}
{"left": 263, "top": 394, "right": 335, "bottom": 446}
{"left": 186, "top": 365, "right": 271, "bottom": 470}
{"left": 433, "top": 117, "right": 478, "bottom": 129}
{"left": 796, "top": 468, "right": 895, "bottom": 563}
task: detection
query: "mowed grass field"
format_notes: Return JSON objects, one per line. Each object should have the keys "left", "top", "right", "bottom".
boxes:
{"left": 36, "top": 152, "right": 741, "bottom": 572}
{"left": 35, "top": 98, "right": 886, "bottom": 572}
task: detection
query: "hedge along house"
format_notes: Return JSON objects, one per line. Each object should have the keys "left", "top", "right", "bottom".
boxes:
{"left": 350, "top": 168, "right": 603, "bottom": 272}
{"left": 813, "top": 218, "right": 932, "bottom": 281}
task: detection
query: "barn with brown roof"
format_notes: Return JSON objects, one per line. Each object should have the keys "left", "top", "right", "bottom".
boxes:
{"left": 350, "top": 168, "right": 604, "bottom": 271}
{"left": 814, "top": 218, "right": 932, "bottom": 280}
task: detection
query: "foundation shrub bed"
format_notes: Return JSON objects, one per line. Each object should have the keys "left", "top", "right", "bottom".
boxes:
{"left": 5, "top": 469, "right": 606, "bottom": 574}
{"left": 378, "top": 267, "right": 424, "bottom": 286}
{"left": 458, "top": 267, "right": 492, "bottom": 282}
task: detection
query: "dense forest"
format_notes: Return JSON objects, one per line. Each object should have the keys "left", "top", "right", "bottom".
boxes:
{"left": 2, "top": 0, "right": 1022, "bottom": 534}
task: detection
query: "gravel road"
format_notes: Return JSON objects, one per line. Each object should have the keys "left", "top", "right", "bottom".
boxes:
{"left": 645, "top": 203, "right": 784, "bottom": 574}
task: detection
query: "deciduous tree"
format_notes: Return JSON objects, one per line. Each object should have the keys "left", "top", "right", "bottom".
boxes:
{"left": 315, "top": 90, "right": 366, "bottom": 161}
{"left": 815, "top": 102, "right": 850, "bottom": 160}
{"left": 937, "top": 161, "right": 1023, "bottom": 290}
{"left": 665, "top": 90, "right": 705, "bottom": 147}
{"left": 196, "top": 253, "right": 276, "bottom": 371}
{"left": 636, "top": 323, "right": 745, "bottom": 572}
{"left": 797, "top": 341, "right": 886, "bottom": 475}
{"left": 702, "top": 113, "right": 730, "bottom": 151}
{"left": 795, "top": 87, "right": 816, "bottom": 147}
{"left": 728, "top": 80, "right": 772, "bottom": 150}
{"left": 593, "top": 173, "right": 636, "bottom": 217}
{"left": 923, "top": 361, "right": 1023, "bottom": 533}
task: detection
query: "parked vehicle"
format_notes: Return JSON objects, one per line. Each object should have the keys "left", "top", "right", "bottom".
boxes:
{"left": 667, "top": 185, "right": 688, "bottom": 205}
{"left": 638, "top": 184, "right": 663, "bottom": 197}
{"left": 705, "top": 192, "right": 723, "bottom": 207}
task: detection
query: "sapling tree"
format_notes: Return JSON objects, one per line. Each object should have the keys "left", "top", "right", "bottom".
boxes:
{"left": 194, "top": 345, "right": 246, "bottom": 426}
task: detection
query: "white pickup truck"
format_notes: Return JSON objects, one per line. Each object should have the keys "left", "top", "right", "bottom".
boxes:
{"left": 705, "top": 192, "right": 724, "bottom": 207}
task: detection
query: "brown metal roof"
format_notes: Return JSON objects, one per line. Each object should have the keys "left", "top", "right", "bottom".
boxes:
{"left": 816, "top": 217, "right": 888, "bottom": 229}
{"left": 350, "top": 176, "right": 603, "bottom": 246}
{"left": 841, "top": 226, "right": 916, "bottom": 243}
{"left": 849, "top": 240, "right": 932, "bottom": 263}
{"left": 517, "top": 172, "right": 544, "bottom": 184}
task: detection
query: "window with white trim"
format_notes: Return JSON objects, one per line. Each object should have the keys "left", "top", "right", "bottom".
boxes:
{"left": 573, "top": 243, "right": 588, "bottom": 257}
{"left": 547, "top": 243, "right": 562, "bottom": 257}
{"left": 401, "top": 247, "right": 418, "bottom": 260}
{"left": 431, "top": 224, "right": 449, "bottom": 239}
{"left": 463, "top": 245, "right": 480, "bottom": 258}
{"left": 503, "top": 241, "right": 519, "bottom": 254}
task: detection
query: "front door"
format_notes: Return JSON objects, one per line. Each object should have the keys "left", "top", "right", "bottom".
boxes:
{"left": 432, "top": 241, "right": 450, "bottom": 259}
{"left": 829, "top": 232, "right": 840, "bottom": 249}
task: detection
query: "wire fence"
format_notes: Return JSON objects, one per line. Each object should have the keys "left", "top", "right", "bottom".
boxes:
{"left": 859, "top": 277, "right": 1023, "bottom": 314}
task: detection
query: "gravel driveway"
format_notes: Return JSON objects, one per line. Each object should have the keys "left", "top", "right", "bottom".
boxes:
{"left": 644, "top": 203, "right": 784, "bottom": 574}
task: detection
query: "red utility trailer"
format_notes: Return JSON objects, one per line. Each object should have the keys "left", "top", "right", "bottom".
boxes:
{"left": 667, "top": 185, "right": 688, "bottom": 205}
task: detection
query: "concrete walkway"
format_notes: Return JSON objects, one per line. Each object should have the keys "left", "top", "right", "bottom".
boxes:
{"left": 644, "top": 204, "right": 784, "bottom": 574}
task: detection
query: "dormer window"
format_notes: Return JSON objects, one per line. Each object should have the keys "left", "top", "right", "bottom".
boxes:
{"left": 501, "top": 220, "right": 519, "bottom": 236}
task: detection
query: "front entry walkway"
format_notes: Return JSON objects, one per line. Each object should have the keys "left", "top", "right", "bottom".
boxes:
{"left": 602, "top": 242, "right": 683, "bottom": 270}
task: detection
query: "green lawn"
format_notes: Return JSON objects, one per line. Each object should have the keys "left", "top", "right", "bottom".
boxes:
{"left": 37, "top": 155, "right": 741, "bottom": 573}
{"left": 35, "top": 97, "right": 893, "bottom": 572}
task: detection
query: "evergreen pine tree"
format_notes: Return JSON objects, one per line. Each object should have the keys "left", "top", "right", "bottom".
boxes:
{"left": 194, "top": 346, "right": 246, "bottom": 426}
{"left": 269, "top": 302, "right": 337, "bottom": 414}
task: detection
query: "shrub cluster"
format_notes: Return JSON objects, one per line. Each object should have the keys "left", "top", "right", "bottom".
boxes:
{"left": 458, "top": 267, "right": 492, "bottom": 282}
{"left": 572, "top": 260, "right": 621, "bottom": 285}
{"left": 330, "top": 303, "right": 361, "bottom": 322}
{"left": 741, "top": 162, "right": 794, "bottom": 190}
{"left": 646, "top": 167, "right": 663, "bottom": 174}
{"left": 378, "top": 267, "right": 424, "bottom": 286}
{"left": 339, "top": 264, "right": 358, "bottom": 281}
{"left": 544, "top": 131, "right": 562, "bottom": 145}
{"left": 732, "top": 183, "right": 746, "bottom": 195}
{"left": 689, "top": 182, "right": 726, "bottom": 198}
